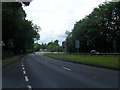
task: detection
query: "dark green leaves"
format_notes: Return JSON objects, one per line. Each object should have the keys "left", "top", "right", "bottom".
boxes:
{"left": 2, "top": 2, "right": 40, "bottom": 54}
{"left": 66, "top": 2, "right": 120, "bottom": 53}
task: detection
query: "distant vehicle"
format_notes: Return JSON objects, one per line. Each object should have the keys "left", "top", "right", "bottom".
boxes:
{"left": 91, "top": 50, "right": 99, "bottom": 55}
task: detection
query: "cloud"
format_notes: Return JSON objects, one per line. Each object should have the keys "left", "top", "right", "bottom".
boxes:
{"left": 23, "top": 0, "right": 106, "bottom": 45}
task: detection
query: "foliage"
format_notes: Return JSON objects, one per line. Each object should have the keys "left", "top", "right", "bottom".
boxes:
{"left": 2, "top": 2, "right": 40, "bottom": 57}
{"left": 66, "top": 2, "right": 120, "bottom": 53}
{"left": 46, "top": 40, "right": 59, "bottom": 52}
{"left": 36, "top": 40, "right": 63, "bottom": 52}
{"left": 33, "top": 43, "right": 41, "bottom": 52}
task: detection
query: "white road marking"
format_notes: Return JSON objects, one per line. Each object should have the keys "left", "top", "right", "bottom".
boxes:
{"left": 22, "top": 64, "right": 24, "bottom": 67}
{"left": 45, "top": 61, "right": 48, "bottom": 63}
{"left": 27, "top": 85, "right": 32, "bottom": 90}
{"left": 22, "top": 67, "right": 25, "bottom": 70}
{"left": 93, "top": 76, "right": 96, "bottom": 79}
{"left": 23, "top": 71, "right": 26, "bottom": 75}
{"left": 21, "top": 63, "right": 32, "bottom": 89}
{"left": 62, "top": 67, "right": 71, "bottom": 71}
{"left": 25, "top": 76, "right": 29, "bottom": 81}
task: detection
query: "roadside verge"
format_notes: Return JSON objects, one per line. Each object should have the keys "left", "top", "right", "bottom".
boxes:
{"left": 2, "top": 55, "right": 24, "bottom": 67}
{"left": 43, "top": 53, "right": 120, "bottom": 70}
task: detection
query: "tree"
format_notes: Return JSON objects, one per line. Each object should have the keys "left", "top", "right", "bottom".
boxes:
{"left": 2, "top": 2, "right": 40, "bottom": 58}
{"left": 46, "top": 40, "right": 60, "bottom": 52}
{"left": 33, "top": 43, "right": 41, "bottom": 52}
{"left": 66, "top": 2, "right": 120, "bottom": 53}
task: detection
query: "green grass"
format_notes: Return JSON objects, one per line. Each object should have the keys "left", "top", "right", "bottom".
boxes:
{"left": 2, "top": 55, "right": 22, "bottom": 64}
{"left": 44, "top": 53, "right": 119, "bottom": 70}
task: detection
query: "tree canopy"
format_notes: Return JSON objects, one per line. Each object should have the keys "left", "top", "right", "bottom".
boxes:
{"left": 66, "top": 2, "right": 120, "bottom": 53}
{"left": 2, "top": 2, "right": 40, "bottom": 58}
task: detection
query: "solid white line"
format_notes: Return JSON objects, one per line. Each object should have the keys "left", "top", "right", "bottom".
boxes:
{"left": 62, "top": 67, "right": 71, "bottom": 71}
{"left": 23, "top": 71, "right": 26, "bottom": 75}
{"left": 27, "top": 85, "right": 32, "bottom": 90}
{"left": 25, "top": 76, "right": 29, "bottom": 81}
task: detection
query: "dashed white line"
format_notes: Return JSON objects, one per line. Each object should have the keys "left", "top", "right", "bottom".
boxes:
{"left": 25, "top": 76, "right": 29, "bottom": 81}
{"left": 23, "top": 71, "right": 26, "bottom": 75}
{"left": 22, "top": 67, "right": 25, "bottom": 70}
{"left": 45, "top": 61, "right": 48, "bottom": 63}
{"left": 27, "top": 85, "right": 32, "bottom": 90}
{"left": 22, "top": 64, "right": 24, "bottom": 67}
{"left": 62, "top": 67, "right": 71, "bottom": 71}
{"left": 21, "top": 62, "right": 32, "bottom": 89}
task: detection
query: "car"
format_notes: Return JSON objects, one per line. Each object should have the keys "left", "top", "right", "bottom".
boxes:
{"left": 91, "top": 50, "right": 99, "bottom": 55}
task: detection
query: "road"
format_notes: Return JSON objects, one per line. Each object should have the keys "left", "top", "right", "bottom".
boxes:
{"left": 2, "top": 52, "right": 119, "bottom": 88}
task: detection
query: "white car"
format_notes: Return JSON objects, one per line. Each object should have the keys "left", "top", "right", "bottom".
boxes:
{"left": 91, "top": 50, "right": 99, "bottom": 55}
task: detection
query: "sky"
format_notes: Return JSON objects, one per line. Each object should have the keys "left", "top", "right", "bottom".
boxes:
{"left": 23, "top": 0, "right": 112, "bottom": 45}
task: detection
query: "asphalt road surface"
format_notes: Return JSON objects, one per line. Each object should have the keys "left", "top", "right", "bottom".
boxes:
{"left": 2, "top": 52, "right": 119, "bottom": 88}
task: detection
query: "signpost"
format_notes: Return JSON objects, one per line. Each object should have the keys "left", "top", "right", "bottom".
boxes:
{"left": 75, "top": 40, "right": 80, "bottom": 54}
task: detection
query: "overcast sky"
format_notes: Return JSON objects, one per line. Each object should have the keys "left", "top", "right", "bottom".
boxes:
{"left": 23, "top": 0, "right": 111, "bottom": 45}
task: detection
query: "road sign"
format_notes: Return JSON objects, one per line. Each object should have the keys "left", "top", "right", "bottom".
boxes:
{"left": 75, "top": 40, "right": 80, "bottom": 48}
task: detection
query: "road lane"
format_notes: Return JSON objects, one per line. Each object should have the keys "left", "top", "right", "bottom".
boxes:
{"left": 2, "top": 57, "right": 26, "bottom": 88}
{"left": 2, "top": 53, "right": 119, "bottom": 88}
{"left": 23, "top": 53, "right": 119, "bottom": 88}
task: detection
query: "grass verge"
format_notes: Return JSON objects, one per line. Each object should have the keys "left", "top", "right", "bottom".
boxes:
{"left": 44, "top": 53, "right": 119, "bottom": 70}
{"left": 2, "top": 55, "right": 23, "bottom": 64}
